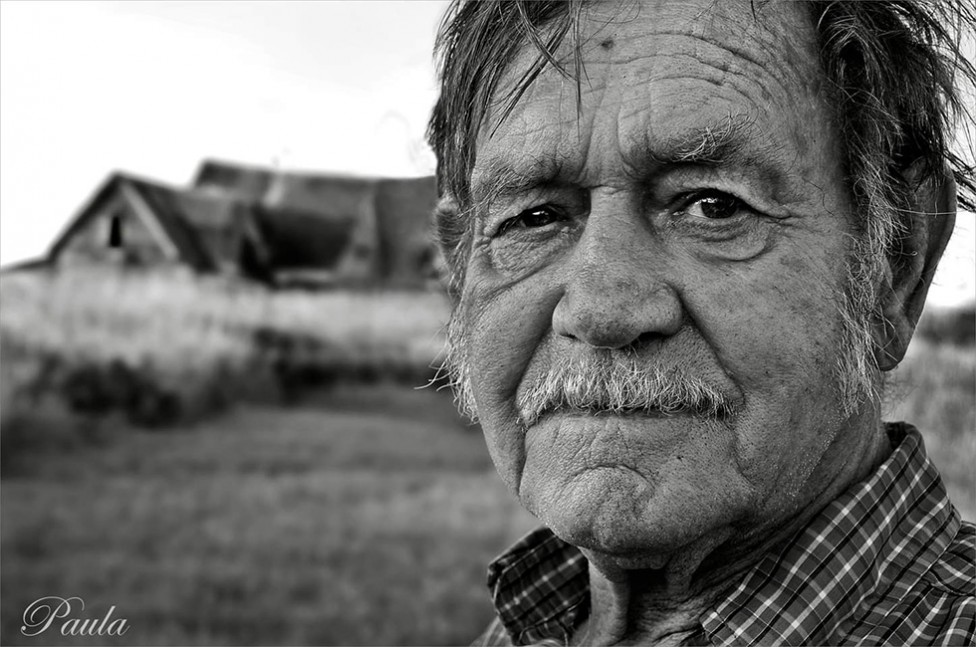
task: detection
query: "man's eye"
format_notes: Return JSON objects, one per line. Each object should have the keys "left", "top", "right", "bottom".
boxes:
{"left": 682, "top": 192, "right": 747, "bottom": 220}
{"left": 497, "top": 206, "right": 566, "bottom": 235}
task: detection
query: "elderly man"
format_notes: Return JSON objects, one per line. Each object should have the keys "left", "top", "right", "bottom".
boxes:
{"left": 427, "top": 0, "right": 975, "bottom": 645}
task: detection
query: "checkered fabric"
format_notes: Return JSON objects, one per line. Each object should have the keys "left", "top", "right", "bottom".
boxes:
{"left": 474, "top": 423, "right": 975, "bottom": 646}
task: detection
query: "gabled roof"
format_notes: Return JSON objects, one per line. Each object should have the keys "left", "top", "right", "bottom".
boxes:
{"left": 47, "top": 172, "right": 252, "bottom": 271}
{"left": 123, "top": 177, "right": 219, "bottom": 270}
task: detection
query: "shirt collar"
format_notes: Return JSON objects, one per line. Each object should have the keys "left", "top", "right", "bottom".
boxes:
{"left": 487, "top": 527, "right": 589, "bottom": 645}
{"left": 486, "top": 423, "right": 960, "bottom": 646}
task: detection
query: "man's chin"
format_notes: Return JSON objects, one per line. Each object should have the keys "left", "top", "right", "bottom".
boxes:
{"left": 520, "top": 466, "right": 707, "bottom": 562}
{"left": 540, "top": 504, "right": 702, "bottom": 570}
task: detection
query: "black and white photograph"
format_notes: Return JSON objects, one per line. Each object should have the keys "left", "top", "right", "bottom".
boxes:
{"left": 1, "top": 1, "right": 974, "bottom": 645}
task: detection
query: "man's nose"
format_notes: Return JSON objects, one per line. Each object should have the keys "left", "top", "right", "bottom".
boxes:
{"left": 552, "top": 215, "right": 682, "bottom": 349}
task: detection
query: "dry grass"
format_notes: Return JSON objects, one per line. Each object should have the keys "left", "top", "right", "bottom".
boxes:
{"left": 1, "top": 267, "right": 254, "bottom": 370}
{"left": 1, "top": 265, "right": 448, "bottom": 370}
{"left": 0, "top": 267, "right": 451, "bottom": 437}
{"left": 0, "top": 386, "right": 538, "bottom": 646}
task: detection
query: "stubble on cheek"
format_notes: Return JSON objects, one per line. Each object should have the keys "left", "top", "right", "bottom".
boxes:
{"left": 452, "top": 311, "right": 531, "bottom": 495}
{"left": 454, "top": 269, "right": 569, "bottom": 494}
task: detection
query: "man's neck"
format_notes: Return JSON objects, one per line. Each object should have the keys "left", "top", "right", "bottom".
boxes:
{"left": 570, "top": 414, "right": 892, "bottom": 646}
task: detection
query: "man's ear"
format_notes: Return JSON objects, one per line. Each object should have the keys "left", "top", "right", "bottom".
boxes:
{"left": 874, "top": 172, "right": 956, "bottom": 370}
{"left": 433, "top": 194, "right": 466, "bottom": 298}
{"left": 434, "top": 194, "right": 462, "bottom": 251}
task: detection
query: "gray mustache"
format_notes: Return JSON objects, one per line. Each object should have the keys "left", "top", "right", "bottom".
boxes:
{"left": 517, "top": 353, "right": 738, "bottom": 428}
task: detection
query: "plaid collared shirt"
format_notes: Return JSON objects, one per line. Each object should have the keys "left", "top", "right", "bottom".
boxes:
{"left": 475, "top": 423, "right": 975, "bottom": 646}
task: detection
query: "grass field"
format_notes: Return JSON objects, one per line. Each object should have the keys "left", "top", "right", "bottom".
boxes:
{"left": 1, "top": 267, "right": 972, "bottom": 645}
{"left": 1, "top": 385, "right": 538, "bottom": 646}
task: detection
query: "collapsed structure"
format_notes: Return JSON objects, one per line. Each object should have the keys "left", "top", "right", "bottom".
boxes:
{"left": 48, "top": 160, "right": 440, "bottom": 289}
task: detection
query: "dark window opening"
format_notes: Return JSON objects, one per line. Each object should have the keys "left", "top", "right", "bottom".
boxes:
{"left": 108, "top": 213, "right": 123, "bottom": 248}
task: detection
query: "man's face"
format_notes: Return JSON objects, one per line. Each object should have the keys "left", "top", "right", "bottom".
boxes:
{"left": 454, "top": 0, "right": 864, "bottom": 560}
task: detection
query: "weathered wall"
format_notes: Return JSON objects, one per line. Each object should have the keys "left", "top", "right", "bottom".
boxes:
{"left": 56, "top": 193, "right": 169, "bottom": 267}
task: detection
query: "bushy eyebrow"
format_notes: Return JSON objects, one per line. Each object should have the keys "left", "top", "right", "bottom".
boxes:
{"left": 663, "top": 116, "right": 747, "bottom": 165}
{"left": 470, "top": 154, "right": 568, "bottom": 208}
{"left": 627, "top": 113, "right": 776, "bottom": 174}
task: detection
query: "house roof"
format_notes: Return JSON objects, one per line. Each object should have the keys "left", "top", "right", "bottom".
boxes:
{"left": 194, "top": 160, "right": 273, "bottom": 202}
{"left": 124, "top": 178, "right": 221, "bottom": 270}
{"left": 0, "top": 257, "right": 49, "bottom": 273}
{"left": 263, "top": 173, "right": 379, "bottom": 222}
{"left": 131, "top": 177, "right": 246, "bottom": 230}
{"left": 195, "top": 159, "right": 385, "bottom": 222}
{"left": 48, "top": 173, "right": 255, "bottom": 271}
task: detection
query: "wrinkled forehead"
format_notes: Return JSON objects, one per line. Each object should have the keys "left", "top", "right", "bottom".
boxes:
{"left": 479, "top": 0, "right": 827, "bottom": 149}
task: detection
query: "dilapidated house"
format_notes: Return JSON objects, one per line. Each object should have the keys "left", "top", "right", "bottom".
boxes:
{"left": 47, "top": 160, "right": 439, "bottom": 288}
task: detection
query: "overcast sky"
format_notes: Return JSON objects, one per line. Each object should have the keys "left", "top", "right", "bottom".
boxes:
{"left": 1, "top": 1, "right": 972, "bottom": 305}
